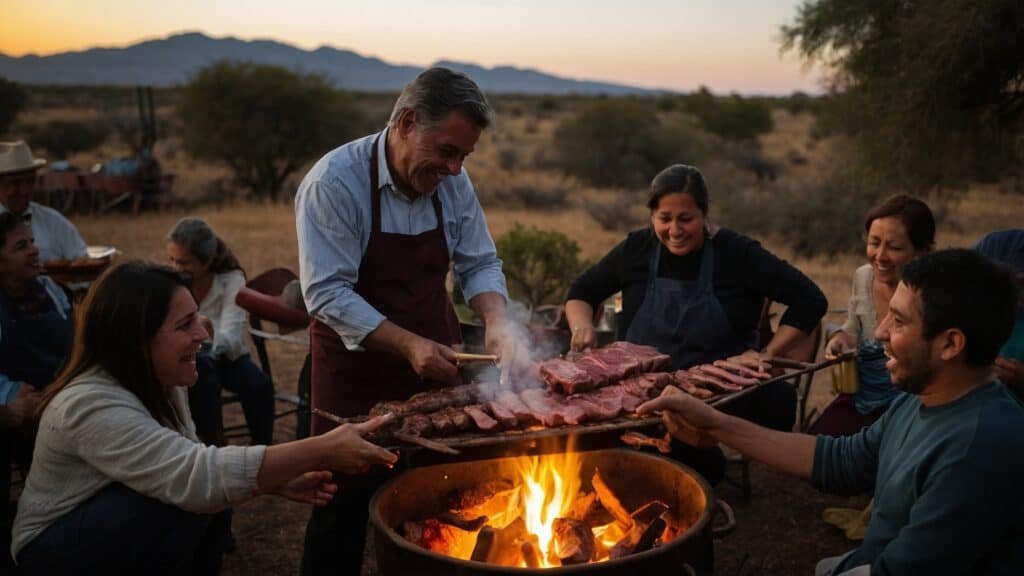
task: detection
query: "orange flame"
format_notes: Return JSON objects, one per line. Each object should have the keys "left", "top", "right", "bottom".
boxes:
{"left": 514, "top": 449, "right": 582, "bottom": 567}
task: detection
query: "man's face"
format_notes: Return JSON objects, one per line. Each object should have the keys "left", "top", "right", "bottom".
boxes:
{"left": 0, "top": 170, "right": 36, "bottom": 215}
{"left": 875, "top": 282, "right": 935, "bottom": 394}
{"left": 395, "top": 110, "right": 481, "bottom": 196}
{"left": 0, "top": 223, "right": 42, "bottom": 283}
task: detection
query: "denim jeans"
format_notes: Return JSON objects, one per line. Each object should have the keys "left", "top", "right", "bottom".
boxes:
{"left": 16, "top": 482, "right": 221, "bottom": 575}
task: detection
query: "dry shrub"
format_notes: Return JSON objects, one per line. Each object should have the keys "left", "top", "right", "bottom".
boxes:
{"left": 584, "top": 190, "right": 648, "bottom": 231}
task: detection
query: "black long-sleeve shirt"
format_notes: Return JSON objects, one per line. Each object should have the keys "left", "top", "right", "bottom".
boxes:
{"left": 567, "top": 227, "right": 827, "bottom": 341}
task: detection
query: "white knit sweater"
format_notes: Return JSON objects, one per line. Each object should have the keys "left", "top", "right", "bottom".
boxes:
{"left": 11, "top": 367, "right": 265, "bottom": 559}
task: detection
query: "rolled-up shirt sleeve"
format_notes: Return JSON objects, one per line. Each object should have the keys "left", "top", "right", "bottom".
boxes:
{"left": 296, "top": 177, "right": 385, "bottom": 349}
{"left": 450, "top": 175, "right": 507, "bottom": 302}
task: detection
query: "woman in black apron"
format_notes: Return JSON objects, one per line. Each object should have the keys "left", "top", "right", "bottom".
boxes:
{"left": 565, "top": 164, "right": 827, "bottom": 482}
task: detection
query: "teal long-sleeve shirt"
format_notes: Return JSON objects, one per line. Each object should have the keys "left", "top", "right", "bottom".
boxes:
{"left": 812, "top": 381, "right": 1024, "bottom": 575}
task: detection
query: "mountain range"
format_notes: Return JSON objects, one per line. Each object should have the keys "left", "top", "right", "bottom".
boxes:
{"left": 0, "top": 32, "right": 657, "bottom": 95}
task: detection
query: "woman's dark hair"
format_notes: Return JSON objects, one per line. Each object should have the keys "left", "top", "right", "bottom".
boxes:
{"left": 166, "top": 217, "right": 243, "bottom": 275}
{"left": 647, "top": 164, "right": 710, "bottom": 214}
{"left": 0, "top": 211, "right": 26, "bottom": 249}
{"left": 38, "top": 261, "right": 193, "bottom": 428}
{"left": 902, "top": 249, "right": 1016, "bottom": 366}
{"left": 864, "top": 194, "right": 936, "bottom": 252}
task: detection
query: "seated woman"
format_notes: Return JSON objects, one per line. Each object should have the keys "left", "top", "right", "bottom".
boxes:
{"left": 813, "top": 194, "right": 935, "bottom": 436}
{"left": 166, "top": 217, "right": 274, "bottom": 446}
{"left": 565, "top": 164, "right": 827, "bottom": 482}
{"left": 11, "top": 261, "right": 396, "bottom": 574}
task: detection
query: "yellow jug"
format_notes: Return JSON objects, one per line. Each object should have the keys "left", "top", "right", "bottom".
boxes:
{"left": 830, "top": 355, "right": 860, "bottom": 395}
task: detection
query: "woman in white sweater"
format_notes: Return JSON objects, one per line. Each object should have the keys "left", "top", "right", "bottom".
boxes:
{"left": 11, "top": 261, "right": 397, "bottom": 574}
{"left": 166, "top": 217, "right": 275, "bottom": 446}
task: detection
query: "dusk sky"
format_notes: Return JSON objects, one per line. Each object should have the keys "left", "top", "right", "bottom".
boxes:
{"left": 1, "top": 0, "right": 823, "bottom": 94}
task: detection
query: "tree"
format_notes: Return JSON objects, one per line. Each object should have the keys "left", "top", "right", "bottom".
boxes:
{"left": 0, "top": 77, "right": 27, "bottom": 136}
{"left": 554, "top": 98, "right": 708, "bottom": 188}
{"left": 781, "top": 0, "right": 1024, "bottom": 192}
{"left": 177, "top": 61, "right": 361, "bottom": 201}
{"left": 495, "top": 224, "right": 587, "bottom": 309}
{"left": 682, "top": 88, "right": 774, "bottom": 141}
{"left": 31, "top": 121, "right": 109, "bottom": 159}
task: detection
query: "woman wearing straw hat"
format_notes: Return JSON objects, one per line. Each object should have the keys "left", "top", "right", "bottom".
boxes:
{"left": 0, "top": 141, "right": 87, "bottom": 264}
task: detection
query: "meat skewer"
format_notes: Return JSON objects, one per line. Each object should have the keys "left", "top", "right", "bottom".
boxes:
{"left": 694, "top": 364, "right": 760, "bottom": 387}
{"left": 713, "top": 358, "right": 771, "bottom": 380}
{"left": 312, "top": 407, "right": 461, "bottom": 455}
{"left": 619, "top": 430, "right": 672, "bottom": 453}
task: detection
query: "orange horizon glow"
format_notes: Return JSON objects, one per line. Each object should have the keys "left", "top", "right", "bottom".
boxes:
{"left": 0, "top": 0, "right": 823, "bottom": 94}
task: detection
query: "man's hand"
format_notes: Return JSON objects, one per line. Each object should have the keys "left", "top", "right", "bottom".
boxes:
{"left": 994, "top": 357, "right": 1024, "bottom": 388}
{"left": 405, "top": 336, "right": 458, "bottom": 383}
{"left": 637, "top": 386, "right": 722, "bottom": 447}
{"left": 483, "top": 320, "right": 534, "bottom": 387}
{"left": 7, "top": 385, "right": 41, "bottom": 429}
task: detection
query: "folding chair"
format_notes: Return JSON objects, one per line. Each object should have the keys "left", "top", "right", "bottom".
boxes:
{"left": 231, "top": 268, "right": 313, "bottom": 440}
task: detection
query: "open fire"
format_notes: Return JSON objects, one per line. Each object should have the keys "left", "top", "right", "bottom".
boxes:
{"left": 399, "top": 444, "right": 686, "bottom": 568}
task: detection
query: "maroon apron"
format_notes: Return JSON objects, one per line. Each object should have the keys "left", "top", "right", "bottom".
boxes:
{"left": 310, "top": 136, "right": 461, "bottom": 433}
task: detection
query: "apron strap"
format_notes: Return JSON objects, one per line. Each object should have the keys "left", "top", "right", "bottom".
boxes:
{"left": 369, "top": 134, "right": 382, "bottom": 234}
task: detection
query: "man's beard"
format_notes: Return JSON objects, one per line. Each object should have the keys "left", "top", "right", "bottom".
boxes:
{"left": 889, "top": 346, "right": 934, "bottom": 395}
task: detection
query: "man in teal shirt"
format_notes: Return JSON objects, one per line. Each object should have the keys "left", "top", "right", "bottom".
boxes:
{"left": 639, "top": 249, "right": 1022, "bottom": 575}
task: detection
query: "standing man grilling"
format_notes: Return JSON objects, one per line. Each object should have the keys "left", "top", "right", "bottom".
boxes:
{"left": 295, "top": 67, "right": 513, "bottom": 575}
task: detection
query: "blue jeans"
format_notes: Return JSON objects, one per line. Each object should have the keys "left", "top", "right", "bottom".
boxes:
{"left": 16, "top": 482, "right": 221, "bottom": 575}
{"left": 189, "top": 353, "right": 275, "bottom": 445}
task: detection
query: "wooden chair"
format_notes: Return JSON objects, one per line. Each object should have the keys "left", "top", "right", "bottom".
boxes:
{"left": 230, "top": 268, "right": 313, "bottom": 440}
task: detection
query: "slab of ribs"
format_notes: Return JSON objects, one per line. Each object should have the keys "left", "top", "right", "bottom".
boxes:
{"left": 369, "top": 341, "right": 773, "bottom": 440}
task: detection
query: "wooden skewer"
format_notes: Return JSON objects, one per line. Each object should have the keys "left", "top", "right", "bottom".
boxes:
{"left": 312, "top": 407, "right": 347, "bottom": 425}
{"left": 453, "top": 352, "right": 499, "bottom": 363}
{"left": 393, "top": 432, "right": 462, "bottom": 455}
{"left": 311, "top": 408, "right": 461, "bottom": 455}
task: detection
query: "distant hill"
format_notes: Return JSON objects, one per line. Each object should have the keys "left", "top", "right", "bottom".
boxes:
{"left": 0, "top": 32, "right": 658, "bottom": 95}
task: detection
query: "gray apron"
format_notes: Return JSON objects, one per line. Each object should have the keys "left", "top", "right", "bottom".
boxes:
{"left": 625, "top": 238, "right": 754, "bottom": 370}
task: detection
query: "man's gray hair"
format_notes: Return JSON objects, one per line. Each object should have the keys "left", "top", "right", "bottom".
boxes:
{"left": 388, "top": 67, "right": 494, "bottom": 132}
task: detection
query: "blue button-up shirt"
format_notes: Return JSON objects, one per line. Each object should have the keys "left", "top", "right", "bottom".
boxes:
{"left": 295, "top": 128, "right": 507, "bottom": 350}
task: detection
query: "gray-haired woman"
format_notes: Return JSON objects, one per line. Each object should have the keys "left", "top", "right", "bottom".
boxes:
{"left": 166, "top": 217, "right": 275, "bottom": 446}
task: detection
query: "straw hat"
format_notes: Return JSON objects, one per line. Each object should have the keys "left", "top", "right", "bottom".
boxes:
{"left": 0, "top": 141, "right": 46, "bottom": 176}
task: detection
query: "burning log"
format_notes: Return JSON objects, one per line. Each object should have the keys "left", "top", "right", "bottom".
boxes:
{"left": 435, "top": 511, "right": 488, "bottom": 532}
{"left": 592, "top": 468, "right": 633, "bottom": 529}
{"left": 401, "top": 519, "right": 478, "bottom": 559}
{"left": 519, "top": 534, "right": 543, "bottom": 568}
{"left": 608, "top": 501, "right": 671, "bottom": 559}
{"left": 446, "top": 479, "right": 514, "bottom": 510}
{"left": 445, "top": 479, "right": 521, "bottom": 529}
{"left": 471, "top": 517, "right": 528, "bottom": 566}
{"left": 553, "top": 517, "right": 596, "bottom": 565}
{"left": 567, "top": 491, "right": 614, "bottom": 527}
